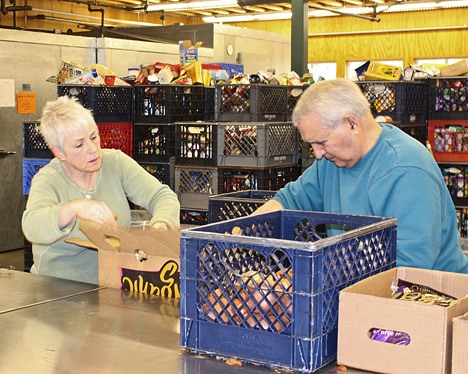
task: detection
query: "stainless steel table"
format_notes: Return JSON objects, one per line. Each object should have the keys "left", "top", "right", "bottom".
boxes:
{"left": 0, "top": 268, "right": 101, "bottom": 314}
{"left": 0, "top": 270, "right": 366, "bottom": 374}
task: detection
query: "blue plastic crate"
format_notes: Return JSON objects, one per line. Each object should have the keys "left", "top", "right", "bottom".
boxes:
{"left": 23, "top": 158, "right": 51, "bottom": 195}
{"left": 180, "top": 210, "right": 397, "bottom": 373}
{"left": 208, "top": 190, "right": 276, "bottom": 223}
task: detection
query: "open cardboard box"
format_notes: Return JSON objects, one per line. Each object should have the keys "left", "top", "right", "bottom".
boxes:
{"left": 337, "top": 267, "right": 468, "bottom": 374}
{"left": 67, "top": 221, "right": 180, "bottom": 298}
{"left": 452, "top": 312, "right": 468, "bottom": 374}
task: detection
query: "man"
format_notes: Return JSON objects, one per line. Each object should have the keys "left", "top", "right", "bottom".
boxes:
{"left": 254, "top": 78, "right": 468, "bottom": 273}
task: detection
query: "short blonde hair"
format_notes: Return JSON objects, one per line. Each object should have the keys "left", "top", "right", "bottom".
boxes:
{"left": 40, "top": 96, "right": 97, "bottom": 150}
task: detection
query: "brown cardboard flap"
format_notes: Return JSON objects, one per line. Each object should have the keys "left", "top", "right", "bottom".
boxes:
{"left": 78, "top": 221, "right": 180, "bottom": 258}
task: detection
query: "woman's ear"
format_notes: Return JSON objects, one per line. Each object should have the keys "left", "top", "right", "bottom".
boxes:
{"left": 50, "top": 146, "right": 65, "bottom": 160}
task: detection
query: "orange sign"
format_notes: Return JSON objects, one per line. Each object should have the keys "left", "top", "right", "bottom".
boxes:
{"left": 17, "top": 91, "right": 36, "bottom": 114}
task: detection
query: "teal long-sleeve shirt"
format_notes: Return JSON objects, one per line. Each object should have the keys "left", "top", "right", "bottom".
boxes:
{"left": 22, "top": 149, "right": 180, "bottom": 284}
{"left": 275, "top": 123, "right": 468, "bottom": 273}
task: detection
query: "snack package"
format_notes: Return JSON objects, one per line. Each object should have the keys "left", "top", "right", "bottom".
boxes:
{"left": 368, "top": 328, "right": 411, "bottom": 346}
{"left": 391, "top": 278, "right": 457, "bottom": 307}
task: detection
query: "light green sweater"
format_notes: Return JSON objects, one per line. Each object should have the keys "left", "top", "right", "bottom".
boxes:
{"left": 22, "top": 149, "right": 180, "bottom": 284}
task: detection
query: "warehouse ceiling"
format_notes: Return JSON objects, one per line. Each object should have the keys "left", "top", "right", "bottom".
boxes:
{"left": 24, "top": 1, "right": 468, "bottom": 22}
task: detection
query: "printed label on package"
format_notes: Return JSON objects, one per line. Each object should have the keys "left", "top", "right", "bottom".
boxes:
{"left": 120, "top": 260, "right": 180, "bottom": 298}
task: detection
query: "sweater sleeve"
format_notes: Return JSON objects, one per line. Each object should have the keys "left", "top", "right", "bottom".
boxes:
{"left": 22, "top": 167, "right": 78, "bottom": 244}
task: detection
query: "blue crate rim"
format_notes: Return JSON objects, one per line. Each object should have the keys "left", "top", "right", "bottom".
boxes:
{"left": 181, "top": 209, "right": 397, "bottom": 251}
{"left": 208, "top": 189, "right": 276, "bottom": 202}
{"left": 180, "top": 345, "right": 319, "bottom": 374}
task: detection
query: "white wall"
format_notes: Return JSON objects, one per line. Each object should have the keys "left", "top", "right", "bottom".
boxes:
{"left": 213, "top": 24, "right": 291, "bottom": 74}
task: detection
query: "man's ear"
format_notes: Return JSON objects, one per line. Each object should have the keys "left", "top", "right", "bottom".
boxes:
{"left": 50, "top": 146, "right": 65, "bottom": 160}
{"left": 344, "top": 115, "right": 359, "bottom": 132}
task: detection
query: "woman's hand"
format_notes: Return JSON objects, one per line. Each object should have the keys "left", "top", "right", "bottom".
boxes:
{"left": 59, "top": 198, "right": 117, "bottom": 228}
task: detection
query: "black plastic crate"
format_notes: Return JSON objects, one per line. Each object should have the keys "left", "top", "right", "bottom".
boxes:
{"left": 208, "top": 190, "right": 276, "bottom": 223}
{"left": 287, "top": 85, "right": 310, "bottom": 121}
{"left": 23, "top": 238, "right": 32, "bottom": 273}
{"left": 139, "top": 159, "right": 175, "bottom": 190}
{"left": 204, "top": 86, "right": 216, "bottom": 121}
{"left": 300, "top": 141, "right": 316, "bottom": 172}
{"left": 133, "top": 123, "right": 175, "bottom": 163}
{"left": 180, "top": 210, "right": 397, "bottom": 373}
{"left": 357, "top": 81, "right": 428, "bottom": 124}
{"left": 456, "top": 208, "right": 468, "bottom": 238}
{"left": 218, "top": 164, "right": 300, "bottom": 193}
{"left": 57, "top": 84, "right": 133, "bottom": 122}
{"left": 440, "top": 163, "right": 468, "bottom": 207}
{"left": 396, "top": 122, "right": 428, "bottom": 144}
{"left": 215, "top": 84, "right": 287, "bottom": 122}
{"left": 429, "top": 77, "right": 468, "bottom": 120}
{"left": 134, "top": 84, "right": 205, "bottom": 123}
{"left": 217, "top": 122, "right": 299, "bottom": 168}
{"left": 175, "top": 122, "right": 217, "bottom": 167}
{"left": 23, "top": 121, "right": 53, "bottom": 159}
{"left": 181, "top": 209, "right": 208, "bottom": 226}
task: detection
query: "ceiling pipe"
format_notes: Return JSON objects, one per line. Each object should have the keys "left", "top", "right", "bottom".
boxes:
{"left": 58, "top": 0, "right": 148, "bottom": 12}
{"left": 2, "top": 0, "right": 32, "bottom": 15}
{"left": 31, "top": 7, "right": 160, "bottom": 27}
{"left": 87, "top": 4, "right": 104, "bottom": 37}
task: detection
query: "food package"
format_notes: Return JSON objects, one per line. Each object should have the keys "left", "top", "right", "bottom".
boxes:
{"left": 183, "top": 61, "right": 204, "bottom": 85}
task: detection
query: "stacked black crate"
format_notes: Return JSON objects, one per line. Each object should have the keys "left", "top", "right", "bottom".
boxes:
{"left": 426, "top": 76, "right": 468, "bottom": 239}
{"left": 57, "top": 84, "right": 134, "bottom": 157}
{"left": 175, "top": 121, "right": 218, "bottom": 226}
{"left": 286, "top": 85, "right": 315, "bottom": 173}
{"left": 202, "top": 83, "right": 302, "bottom": 224}
{"left": 22, "top": 121, "right": 54, "bottom": 271}
{"left": 132, "top": 84, "right": 207, "bottom": 224}
{"left": 356, "top": 80, "right": 428, "bottom": 144}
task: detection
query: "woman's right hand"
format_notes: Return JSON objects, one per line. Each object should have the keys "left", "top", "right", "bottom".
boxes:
{"left": 59, "top": 198, "right": 117, "bottom": 229}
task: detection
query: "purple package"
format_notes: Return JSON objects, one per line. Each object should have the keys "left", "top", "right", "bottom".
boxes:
{"left": 369, "top": 328, "right": 411, "bottom": 346}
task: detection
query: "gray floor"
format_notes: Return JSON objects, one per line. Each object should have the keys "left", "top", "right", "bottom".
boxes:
{"left": 0, "top": 249, "right": 24, "bottom": 272}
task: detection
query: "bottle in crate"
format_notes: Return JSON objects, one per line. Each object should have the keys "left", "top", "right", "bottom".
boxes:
{"left": 175, "top": 122, "right": 217, "bottom": 167}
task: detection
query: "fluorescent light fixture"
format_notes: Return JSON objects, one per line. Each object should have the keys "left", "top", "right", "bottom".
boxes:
{"left": 204, "top": 0, "right": 468, "bottom": 23}
{"left": 147, "top": 0, "right": 238, "bottom": 12}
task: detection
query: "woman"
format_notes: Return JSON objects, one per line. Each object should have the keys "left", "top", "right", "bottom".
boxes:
{"left": 22, "top": 96, "right": 180, "bottom": 284}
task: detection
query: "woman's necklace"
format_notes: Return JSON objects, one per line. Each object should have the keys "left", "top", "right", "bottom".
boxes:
{"left": 61, "top": 162, "right": 97, "bottom": 199}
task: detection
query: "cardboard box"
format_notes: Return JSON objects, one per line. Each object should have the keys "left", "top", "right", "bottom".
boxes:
{"left": 439, "top": 59, "right": 468, "bottom": 77}
{"left": 365, "top": 61, "right": 402, "bottom": 81}
{"left": 452, "top": 312, "right": 468, "bottom": 374}
{"left": 69, "top": 221, "right": 180, "bottom": 298}
{"left": 337, "top": 267, "right": 468, "bottom": 374}
{"left": 156, "top": 66, "right": 174, "bottom": 84}
{"left": 179, "top": 40, "right": 201, "bottom": 67}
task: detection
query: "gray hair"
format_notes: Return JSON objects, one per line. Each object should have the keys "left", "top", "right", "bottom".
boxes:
{"left": 292, "top": 78, "right": 371, "bottom": 129}
{"left": 40, "top": 96, "right": 97, "bottom": 150}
